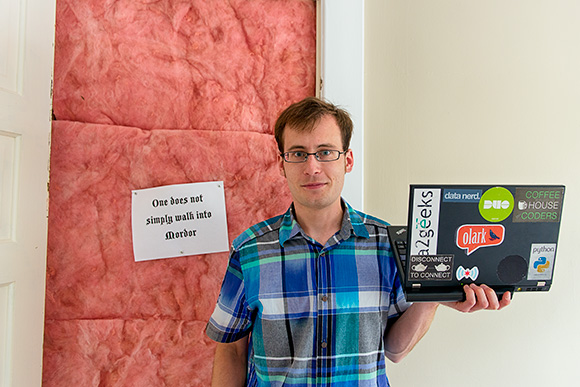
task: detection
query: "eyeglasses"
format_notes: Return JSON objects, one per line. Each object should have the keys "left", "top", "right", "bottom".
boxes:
{"left": 280, "top": 149, "right": 347, "bottom": 163}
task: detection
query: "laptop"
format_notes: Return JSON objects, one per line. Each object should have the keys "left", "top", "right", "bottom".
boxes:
{"left": 387, "top": 185, "right": 565, "bottom": 302}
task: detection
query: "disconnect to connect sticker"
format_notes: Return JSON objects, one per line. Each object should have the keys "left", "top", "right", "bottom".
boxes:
{"left": 410, "top": 188, "right": 441, "bottom": 256}
{"left": 407, "top": 254, "right": 454, "bottom": 282}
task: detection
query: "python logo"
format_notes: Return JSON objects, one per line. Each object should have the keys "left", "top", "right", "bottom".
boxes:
{"left": 533, "top": 257, "right": 551, "bottom": 273}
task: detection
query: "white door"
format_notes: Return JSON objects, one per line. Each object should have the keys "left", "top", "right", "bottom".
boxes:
{"left": 0, "top": 0, "right": 56, "bottom": 385}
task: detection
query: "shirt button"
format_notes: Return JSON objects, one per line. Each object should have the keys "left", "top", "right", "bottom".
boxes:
{"left": 321, "top": 342, "right": 327, "bottom": 349}
{"left": 320, "top": 295, "right": 328, "bottom": 302}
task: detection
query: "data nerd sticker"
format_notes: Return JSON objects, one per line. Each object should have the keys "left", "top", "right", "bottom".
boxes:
{"left": 443, "top": 188, "right": 482, "bottom": 203}
{"left": 456, "top": 224, "right": 505, "bottom": 255}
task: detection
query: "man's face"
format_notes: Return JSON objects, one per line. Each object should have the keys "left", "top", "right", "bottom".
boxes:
{"left": 278, "top": 115, "right": 354, "bottom": 213}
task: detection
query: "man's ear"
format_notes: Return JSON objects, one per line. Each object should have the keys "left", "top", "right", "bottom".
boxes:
{"left": 278, "top": 155, "right": 286, "bottom": 178}
{"left": 345, "top": 149, "right": 354, "bottom": 173}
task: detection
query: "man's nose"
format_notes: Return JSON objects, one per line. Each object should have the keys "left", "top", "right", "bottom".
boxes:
{"left": 303, "top": 154, "right": 322, "bottom": 174}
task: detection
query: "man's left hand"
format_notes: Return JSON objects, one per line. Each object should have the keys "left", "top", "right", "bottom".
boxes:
{"left": 442, "top": 284, "right": 511, "bottom": 313}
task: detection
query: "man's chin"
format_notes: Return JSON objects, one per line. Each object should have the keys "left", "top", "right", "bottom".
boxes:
{"left": 295, "top": 196, "right": 342, "bottom": 212}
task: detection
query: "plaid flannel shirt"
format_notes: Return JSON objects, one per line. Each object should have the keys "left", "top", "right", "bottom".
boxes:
{"left": 206, "top": 201, "right": 411, "bottom": 386}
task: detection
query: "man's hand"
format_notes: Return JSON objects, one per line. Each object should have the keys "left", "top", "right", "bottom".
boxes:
{"left": 442, "top": 284, "right": 511, "bottom": 313}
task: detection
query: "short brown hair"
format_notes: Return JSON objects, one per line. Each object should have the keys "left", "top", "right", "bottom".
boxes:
{"left": 274, "top": 97, "right": 353, "bottom": 153}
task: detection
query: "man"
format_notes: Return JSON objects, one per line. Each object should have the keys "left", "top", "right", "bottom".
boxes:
{"left": 206, "top": 97, "right": 511, "bottom": 386}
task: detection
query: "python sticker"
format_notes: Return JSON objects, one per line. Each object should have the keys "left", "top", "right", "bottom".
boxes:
{"left": 456, "top": 224, "right": 505, "bottom": 255}
{"left": 528, "top": 243, "right": 556, "bottom": 280}
{"left": 479, "top": 186, "right": 514, "bottom": 222}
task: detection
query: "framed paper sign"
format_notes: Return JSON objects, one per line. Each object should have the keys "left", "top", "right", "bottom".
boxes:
{"left": 131, "top": 181, "right": 229, "bottom": 262}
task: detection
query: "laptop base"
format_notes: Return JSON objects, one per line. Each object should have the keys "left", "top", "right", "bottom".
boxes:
{"left": 405, "top": 286, "right": 516, "bottom": 302}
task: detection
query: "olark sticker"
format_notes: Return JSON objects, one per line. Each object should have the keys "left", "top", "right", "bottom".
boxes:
{"left": 456, "top": 224, "right": 505, "bottom": 255}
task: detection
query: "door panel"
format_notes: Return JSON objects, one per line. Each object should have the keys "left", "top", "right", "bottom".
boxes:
{"left": 0, "top": 0, "right": 56, "bottom": 385}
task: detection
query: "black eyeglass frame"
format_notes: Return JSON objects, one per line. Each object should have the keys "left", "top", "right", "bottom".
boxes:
{"left": 280, "top": 149, "right": 348, "bottom": 163}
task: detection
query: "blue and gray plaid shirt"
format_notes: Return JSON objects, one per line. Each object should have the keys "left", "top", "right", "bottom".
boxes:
{"left": 206, "top": 201, "right": 411, "bottom": 386}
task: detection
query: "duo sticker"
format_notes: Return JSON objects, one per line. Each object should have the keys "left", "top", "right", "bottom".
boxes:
{"left": 456, "top": 224, "right": 505, "bottom": 255}
{"left": 478, "top": 186, "right": 515, "bottom": 222}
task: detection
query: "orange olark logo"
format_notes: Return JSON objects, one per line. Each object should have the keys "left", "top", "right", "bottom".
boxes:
{"left": 456, "top": 224, "right": 505, "bottom": 255}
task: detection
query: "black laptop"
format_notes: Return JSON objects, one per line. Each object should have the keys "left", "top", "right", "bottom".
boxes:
{"left": 387, "top": 185, "right": 565, "bottom": 302}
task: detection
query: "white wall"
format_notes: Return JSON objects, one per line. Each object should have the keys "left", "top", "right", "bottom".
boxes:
{"left": 365, "top": 1, "right": 580, "bottom": 386}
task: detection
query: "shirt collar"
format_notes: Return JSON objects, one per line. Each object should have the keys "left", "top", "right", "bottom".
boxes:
{"left": 279, "top": 199, "right": 369, "bottom": 246}
{"left": 278, "top": 206, "right": 300, "bottom": 245}
{"left": 340, "top": 201, "right": 370, "bottom": 240}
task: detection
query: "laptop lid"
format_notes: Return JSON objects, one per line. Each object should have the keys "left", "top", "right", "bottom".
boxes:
{"left": 388, "top": 185, "right": 564, "bottom": 302}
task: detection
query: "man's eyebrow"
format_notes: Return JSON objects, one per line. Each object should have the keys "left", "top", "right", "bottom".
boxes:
{"left": 286, "top": 143, "right": 338, "bottom": 151}
{"left": 286, "top": 145, "right": 306, "bottom": 151}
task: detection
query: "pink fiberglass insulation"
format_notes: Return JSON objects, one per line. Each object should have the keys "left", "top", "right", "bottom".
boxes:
{"left": 46, "top": 121, "right": 292, "bottom": 321}
{"left": 46, "top": 0, "right": 315, "bottom": 385}
{"left": 43, "top": 319, "right": 214, "bottom": 386}
{"left": 52, "top": 0, "right": 316, "bottom": 132}
{"left": 44, "top": 121, "right": 294, "bottom": 385}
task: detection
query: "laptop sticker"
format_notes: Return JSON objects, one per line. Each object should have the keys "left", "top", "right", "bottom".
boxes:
{"left": 456, "top": 224, "right": 505, "bottom": 255}
{"left": 408, "top": 254, "right": 454, "bottom": 281}
{"left": 513, "top": 187, "right": 564, "bottom": 223}
{"left": 528, "top": 243, "right": 556, "bottom": 280}
{"left": 456, "top": 266, "right": 479, "bottom": 282}
{"left": 410, "top": 188, "right": 441, "bottom": 256}
{"left": 478, "top": 186, "right": 514, "bottom": 222}
{"left": 442, "top": 188, "right": 482, "bottom": 203}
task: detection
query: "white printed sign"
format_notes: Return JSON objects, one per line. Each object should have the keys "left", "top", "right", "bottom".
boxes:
{"left": 131, "top": 181, "right": 229, "bottom": 262}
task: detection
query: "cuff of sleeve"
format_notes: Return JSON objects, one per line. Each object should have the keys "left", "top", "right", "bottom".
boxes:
{"left": 205, "top": 321, "right": 250, "bottom": 343}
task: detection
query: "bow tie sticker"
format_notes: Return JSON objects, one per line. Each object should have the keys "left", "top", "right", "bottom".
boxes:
{"left": 456, "top": 266, "right": 479, "bottom": 281}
